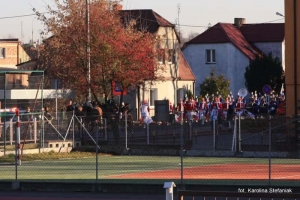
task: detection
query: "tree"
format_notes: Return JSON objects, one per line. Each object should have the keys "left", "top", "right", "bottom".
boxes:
{"left": 199, "top": 69, "right": 230, "bottom": 98}
{"left": 35, "top": 0, "right": 163, "bottom": 104}
{"left": 244, "top": 53, "right": 285, "bottom": 94}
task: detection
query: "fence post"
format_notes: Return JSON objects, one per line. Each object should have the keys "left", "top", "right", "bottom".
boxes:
{"left": 104, "top": 118, "right": 107, "bottom": 141}
{"left": 213, "top": 119, "right": 216, "bottom": 150}
{"left": 238, "top": 113, "right": 242, "bottom": 152}
{"left": 268, "top": 122, "right": 272, "bottom": 185}
{"left": 164, "top": 182, "right": 176, "bottom": 200}
{"left": 189, "top": 120, "right": 192, "bottom": 140}
{"left": 9, "top": 119, "right": 13, "bottom": 145}
{"left": 231, "top": 116, "right": 237, "bottom": 151}
{"left": 147, "top": 123, "right": 150, "bottom": 145}
{"left": 15, "top": 109, "right": 21, "bottom": 166}
{"left": 34, "top": 118, "right": 37, "bottom": 143}
{"left": 125, "top": 112, "right": 128, "bottom": 149}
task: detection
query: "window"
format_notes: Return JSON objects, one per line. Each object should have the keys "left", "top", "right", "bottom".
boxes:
{"left": 0, "top": 47, "right": 6, "bottom": 58}
{"left": 206, "top": 49, "right": 215, "bottom": 63}
{"left": 168, "top": 49, "right": 175, "bottom": 64}
{"left": 157, "top": 49, "right": 165, "bottom": 64}
{"left": 149, "top": 88, "right": 158, "bottom": 106}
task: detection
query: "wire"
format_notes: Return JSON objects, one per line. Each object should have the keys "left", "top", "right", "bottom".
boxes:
{"left": 0, "top": 11, "right": 53, "bottom": 20}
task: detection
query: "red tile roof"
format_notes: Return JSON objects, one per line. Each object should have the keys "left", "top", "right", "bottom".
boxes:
{"left": 120, "top": 9, "right": 174, "bottom": 34}
{"left": 179, "top": 51, "right": 196, "bottom": 81}
{"left": 186, "top": 22, "right": 284, "bottom": 60}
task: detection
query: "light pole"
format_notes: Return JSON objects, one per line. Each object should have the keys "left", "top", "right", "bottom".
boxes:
{"left": 86, "top": 0, "right": 91, "bottom": 102}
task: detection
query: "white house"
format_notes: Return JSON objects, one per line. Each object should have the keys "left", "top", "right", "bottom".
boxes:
{"left": 119, "top": 9, "right": 196, "bottom": 120}
{"left": 182, "top": 18, "right": 284, "bottom": 98}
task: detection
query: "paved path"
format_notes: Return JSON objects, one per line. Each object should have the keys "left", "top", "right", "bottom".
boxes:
{"left": 0, "top": 191, "right": 166, "bottom": 200}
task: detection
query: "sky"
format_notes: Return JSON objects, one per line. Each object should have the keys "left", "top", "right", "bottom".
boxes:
{"left": 0, "top": 0, "right": 285, "bottom": 43}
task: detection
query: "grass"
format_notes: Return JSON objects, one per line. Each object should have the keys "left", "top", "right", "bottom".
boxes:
{"left": 0, "top": 151, "right": 110, "bottom": 163}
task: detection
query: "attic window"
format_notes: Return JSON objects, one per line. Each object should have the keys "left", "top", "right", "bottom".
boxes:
{"left": 168, "top": 49, "right": 175, "bottom": 64}
{"left": 0, "top": 47, "right": 6, "bottom": 58}
{"left": 157, "top": 49, "right": 165, "bottom": 64}
{"left": 206, "top": 49, "right": 216, "bottom": 64}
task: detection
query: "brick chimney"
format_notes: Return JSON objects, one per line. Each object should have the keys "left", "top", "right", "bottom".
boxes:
{"left": 234, "top": 18, "right": 246, "bottom": 28}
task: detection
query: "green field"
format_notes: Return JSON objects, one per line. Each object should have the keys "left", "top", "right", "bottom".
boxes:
{"left": 1, "top": 156, "right": 300, "bottom": 186}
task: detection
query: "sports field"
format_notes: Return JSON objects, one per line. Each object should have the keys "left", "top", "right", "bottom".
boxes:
{"left": 1, "top": 156, "right": 300, "bottom": 185}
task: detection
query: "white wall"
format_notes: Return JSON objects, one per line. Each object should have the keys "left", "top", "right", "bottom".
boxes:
{"left": 251, "top": 41, "right": 285, "bottom": 71}
{"left": 182, "top": 43, "right": 249, "bottom": 97}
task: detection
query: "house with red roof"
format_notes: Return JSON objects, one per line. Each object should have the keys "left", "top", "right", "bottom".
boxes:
{"left": 119, "top": 8, "right": 196, "bottom": 120}
{"left": 182, "top": 18, "right": 284, "bottom": 98}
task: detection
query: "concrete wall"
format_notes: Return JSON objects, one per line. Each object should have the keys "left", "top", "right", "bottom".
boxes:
{"left": 182, "top": 43, "right": 249, "bottom": 97}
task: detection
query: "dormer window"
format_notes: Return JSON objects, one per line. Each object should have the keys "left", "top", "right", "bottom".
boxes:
{"left": 206, "top": 49, "right": 215, "bottom": 64}
{"left": 0, "top": 47, "right": 6, "bottom": 58}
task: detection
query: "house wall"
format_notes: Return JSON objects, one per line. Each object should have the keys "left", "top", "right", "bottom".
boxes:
{"left": 285, "top": 0, "right": 300, "bottom": 117}
{"left": 0, "top": 41, "right": 30, "bottom": 68}
{"left": 254, "top": 42, "right": 285, "bottom": 70}
{"left": 182, "top": 43, "right": 249, "bottom": 97}
{"left": 155, "top": 27, "right": 180, "bottom": 79}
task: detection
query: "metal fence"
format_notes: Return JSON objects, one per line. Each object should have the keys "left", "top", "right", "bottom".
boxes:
{"left": 0, "top": 111, "right": 299, "bottom": 187}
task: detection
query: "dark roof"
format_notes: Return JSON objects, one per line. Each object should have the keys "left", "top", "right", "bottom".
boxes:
{"left": 240, "top": 23, "right": 284, "bottom": 42}
{"left": 186, "top": 22, "right": 284, "bottom": 60}
{"left": 0, "top": 38, "right": 19, "bottom": 42}
{"left": 120, "top": 9, "right": 175, "bottom": 34}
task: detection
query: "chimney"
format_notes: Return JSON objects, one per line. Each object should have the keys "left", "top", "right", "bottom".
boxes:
{"left": 113, "top": 3, "right": 123, "bottom": 11}
{"left": 234, "top": 18, "right": 246, "bottom": 28}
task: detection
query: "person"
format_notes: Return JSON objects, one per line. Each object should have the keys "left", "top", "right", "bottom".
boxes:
{"left": 210, "top": 106, "right": 218, "bottom": 130}
{"left": 66, "top": 99, "right": 74, "bottom": 112}
{"left": 222, "top": 97, "right": 230, "bottom": 120}
{"left": 168, "top": 100, "right": 174, "bottom": 124}
{"left": 44, "top": 106, "right": 52, "bottom": 121}
{"left": 75, "top": 105, "right": 85, "bottom": 131}
{"left": 235, "top": 97, "right": 245, "bottom": 114}
{"left": 185, "top": 98, "right": 195, "bottom": 121}
{"left": 199, "top": 97, "right": 208, "bottom": 124}
{"left": 25, "top": 106, "right": 33, "bottom": 121}
{"left": 140, "top": 100, "right": 150, "bottom": 127}
{"left": 175, "top": 99, "right": 184, "bottom": 123}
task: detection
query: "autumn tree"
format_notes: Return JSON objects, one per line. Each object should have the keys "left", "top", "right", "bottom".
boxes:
{"left": 244, "top": 53, "right": 285, "bottom": 94}
{"left": 199, "top": 69, "right": 230, "bottom": 98}
{"left": 35, "top": 0, "right": 163, "bottom": 104}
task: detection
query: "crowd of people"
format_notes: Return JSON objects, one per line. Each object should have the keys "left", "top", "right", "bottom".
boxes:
{"left": 171, "top": 91, "right": 286, "bottom": 124}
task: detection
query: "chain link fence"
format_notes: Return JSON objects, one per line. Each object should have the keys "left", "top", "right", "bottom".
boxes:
{"left": 0, "top": 111, "right": 299, "bottom": 186}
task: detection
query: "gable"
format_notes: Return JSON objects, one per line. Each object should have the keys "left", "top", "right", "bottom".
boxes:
{"left": 185, "top": 23, "right": 260, "bottom": 60}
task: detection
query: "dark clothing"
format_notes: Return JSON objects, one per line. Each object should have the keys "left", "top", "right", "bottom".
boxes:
{"left": 66, "top": 105, "right": 74, "bottom": 112}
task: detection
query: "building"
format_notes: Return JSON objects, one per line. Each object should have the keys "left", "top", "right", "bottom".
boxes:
{"left": 119, "top": 8, "right": 196, "bottom": 120}
{"left": 284, "top": 0, "right": 300, "bottom": 117}
{"left": 0, "top": 39, "right": 31, "bottom": 69}
{"left": 182, "top": 18, "right": 284, "bottom": 98}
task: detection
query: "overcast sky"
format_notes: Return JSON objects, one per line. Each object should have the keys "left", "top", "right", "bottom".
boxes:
{"left": 0, "top": 0, "right": 284, "bottom": 43}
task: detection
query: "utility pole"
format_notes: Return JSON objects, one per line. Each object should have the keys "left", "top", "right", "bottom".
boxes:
{"left": 177, "top": 4, "right": 181, "bottom": 41}
{"left": 86, "top": 0, "right": 91, "bottom": 102}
